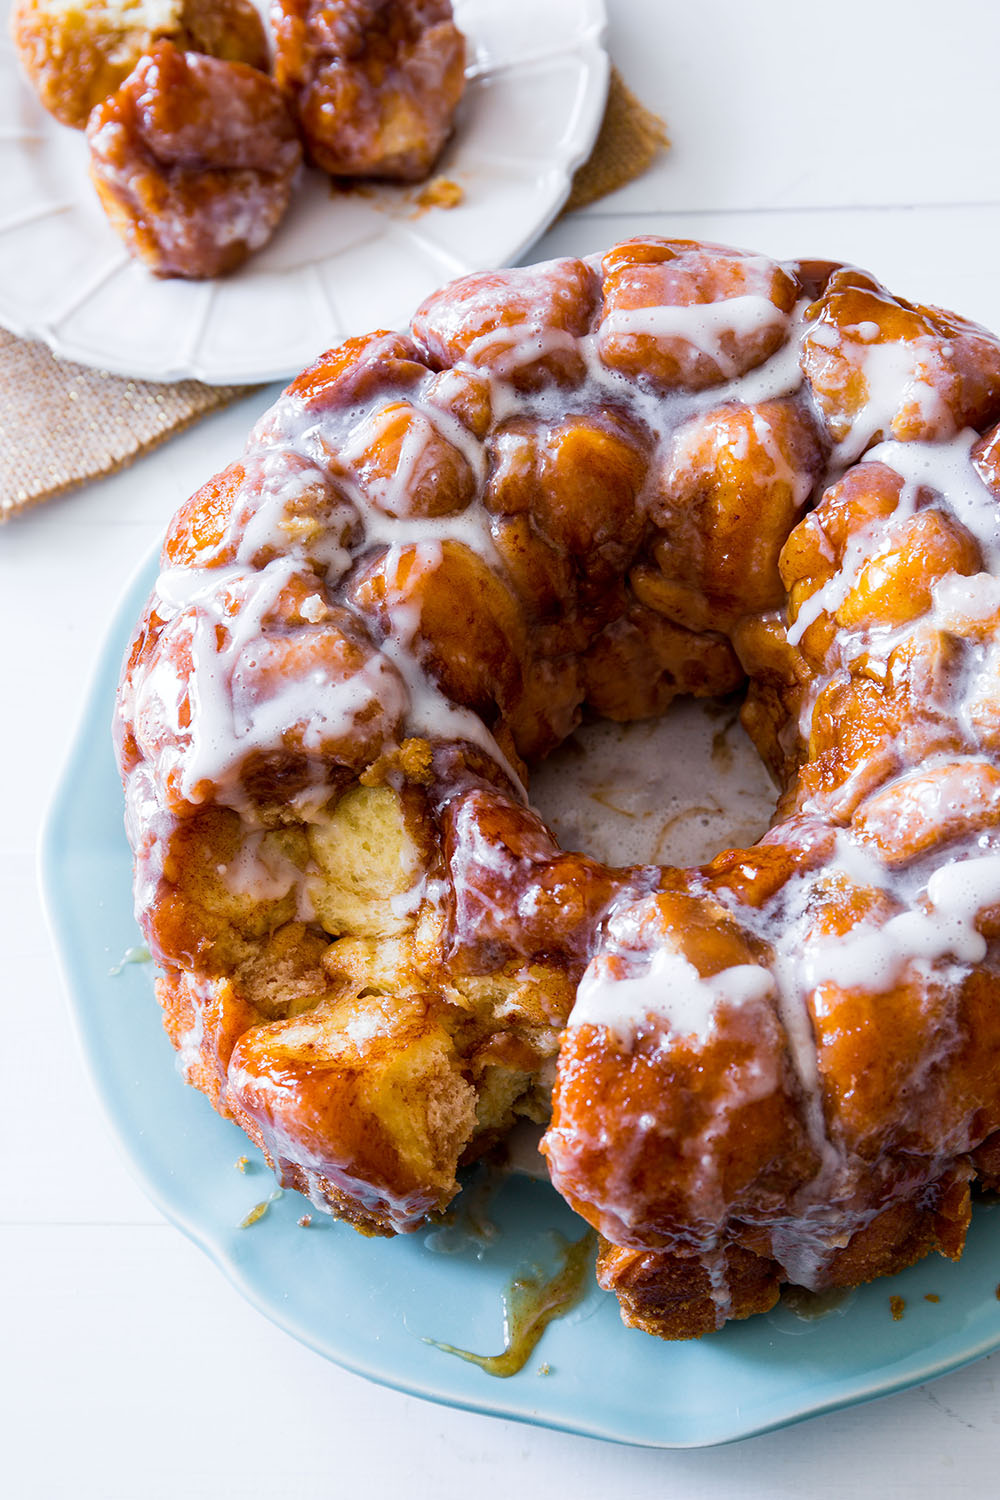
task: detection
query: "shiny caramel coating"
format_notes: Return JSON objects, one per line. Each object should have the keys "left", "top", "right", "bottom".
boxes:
{"left": 853, "top": 760, "right": 1000, "bottom": 866}
{"left": 598, "top": 239, "right": 798, "bottom": 391}
{"left": 349, "top": 539, "right": 529, "bottom": 717}
{"left": 486, "top": 411, "right": 651, "bottom": 584}
{"left": 345, "top": 401, "right": 477, "bottom": 518}
{"left": 422, "top": 367, "right": 494, "bottom": 439}
{"left": 582, "top": 603, "right": 743, "bottom": 721}
{"left": 413, "top": 257, "right": 600, "bottom": 389}
{"left": 487, "top": 513, "right": 580, "bottom": 650}
{"left": 163, "top": 450, "right": 362, "bottom": 572}
{"left": 281, "top": 330, "right": 428, "bottom": 421}
{"left": 973, "top": 422, "right": 1000, "bottom": 495}
{"left": 596, "top": 1241, "right": 782, "bottom": 1340}
{"left": 227, "top": 989, "right": 478, "bottom": 1233}
{"left": 441, "top": 787, "right": 636, "bottom": 973}
{"left": 643, "top": 397, "right": 827, "bottom": 626}
{"left": 781, "top": 463, "right": 982, "bottom": 664}
{"left": 794, "top": 636, "right": 968, "bottom": 823}
{"left": 543, "top": 891, "right": 818, "bottom": 1249}
{"left": 10, "top": 0, "right": 268, "bottom": 128}
{"left": 271, "top": 0, "right": 465, "bottom": 180}
{"left": 801, "top": 267, "right": 1000, "bottom": 453}
{"left": 87, "top": 43, "right": 301, "bottom": 279}
{"left": 116, "top": 237, "right": 1000, "bottom": 1337}
{"left": 129, "top": 571, "right": 408, "bottom": 814}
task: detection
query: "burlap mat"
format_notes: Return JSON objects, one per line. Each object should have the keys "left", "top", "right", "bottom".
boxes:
{"left": 0, "top": 68, "right": 667, "bottom": 520}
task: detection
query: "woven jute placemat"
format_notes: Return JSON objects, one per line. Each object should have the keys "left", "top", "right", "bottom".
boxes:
{"left": 0, "top": 68, "right": 667, "bottom": 521}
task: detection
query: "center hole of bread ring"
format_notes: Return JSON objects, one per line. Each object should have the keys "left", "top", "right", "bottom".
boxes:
{"left": 530, "top": 697, "right": 776, "bottom": 868}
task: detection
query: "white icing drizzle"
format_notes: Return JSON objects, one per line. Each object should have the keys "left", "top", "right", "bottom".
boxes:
{"left": 786, "top": 430, "right": 997, "bottom": 765}
{"left": 868, "top": 430, "right": 1000, "bottom": 567}
{"left": 803, "top": 849, "right": 1000, "bottom": 993}
{"left": 785, "top": 462, "right": 924, "bottom": 648}
{"left": 826, "top": 333, "right": 950, "bottom": 465}
{"left": 569, "top": 944, "right": 775, "bottom": 1042}
{"left": 601, "top": 294, "right": 790, "bottom": 379}
{"left": 147, "top": 555, "right": 410, "bottom": 807}
{"left": 567, "top": 807, "right": 1000, "bottom": 1282}
{"left": 174, "top": 976, "right": 207, "bottom": 1084}
{"left": 933, "top": 569, "right": 1000, "bottom": 625}
{"left": 218, "top": 831, "right": 314, "bottom": 920}
{"left": 462, "top": 322, "right": 580, "bottom": 379}
{"left": 370, "top": 539, "right": 528, "bottom": 799}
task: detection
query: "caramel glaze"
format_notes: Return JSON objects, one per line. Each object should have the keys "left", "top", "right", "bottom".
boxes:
{"left": 116, "top": 236, "right": 1000, "bottom": 1339}
{"left": 426, "top": 1229, "right": 596, "bottom": 1377}
{"left": 433, "top": 757, "right": 659, "bottom": 975}
{"left": 88, "top": 42, "right": 302, "bottom": 280}
{"left": 271, "top": 0, "right": 466, "bottom": 182}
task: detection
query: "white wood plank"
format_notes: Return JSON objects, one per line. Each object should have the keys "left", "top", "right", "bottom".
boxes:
{"left": 590, "top": 0, "right": 1000, "bottom": 217}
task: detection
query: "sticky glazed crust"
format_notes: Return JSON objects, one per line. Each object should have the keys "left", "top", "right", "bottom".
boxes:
{"left": 270, "top": 0, "right": 466, "bottom": 180}
{"left": 10, "top": 0, "right": 269, "bottom": 129}
{"left": 116, "top": 236, "right": 1000, "bottom": 1334}
{"left": 87, "top": 42, "right": 302, "bottom": 280}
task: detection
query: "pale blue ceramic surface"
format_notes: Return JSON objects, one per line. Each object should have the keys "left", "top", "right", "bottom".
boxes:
{"left": 40, "top": 550, "right": 1000, "bottom": 1448}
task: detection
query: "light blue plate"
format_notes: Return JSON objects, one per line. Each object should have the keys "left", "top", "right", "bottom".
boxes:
{"left": 40, "top": 549, "right": 1000, "bottom": 1448}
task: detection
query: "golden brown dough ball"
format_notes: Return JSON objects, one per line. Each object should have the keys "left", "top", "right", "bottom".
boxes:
{"left": 596, "top": 1242, "right": 782, "bottom": 1341}
{"left": 639, "top": 397, "right": 827, "bottom": 628}
{"left": 129, "top": 568, "right": 408, "bottom": 814}
{"left": 349, "top": 539, "right": 529, "bottom": 719}
{"left": 582, "top": 602, "right": 743, "bottom": 722}
{"left": 485, "top": 411, "right": 650, "bottom": 598}
{"left": 162, "top": 449, "right": 361, "bottom": 570}
{"left": 801, "top": 267, "right": 1000, "bottom": 456}
{"left": 271, "top": 0, "right": 466, "bottom": 180}
{"left": 283, "top": 330, "right": 428, "bottom": 420}
{"left": 780, "top": 462, "right": 982, "bottom": 664}
{"left": 413, "top": 257, "right": 599, "bottom": 389}
{"left": 597, "top": 238, "right": 799, "bottom": 391}
{"left": 87, "top": 42, "right": 302, "bottom": 279}
{"left": 344, "top": 401, "right": 477, "bottom": 518}
{"left": 10, "top": 0, "right": 268, "bottom": 129}
{"left": 543, "top": 890, "right": 816, "bottom": 1250}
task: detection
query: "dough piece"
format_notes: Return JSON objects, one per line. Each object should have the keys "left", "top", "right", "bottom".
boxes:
{"left": 10, "top": 0, "right": 268, "bottom": 128}
{"left": 271, "top": 0, "right": 466, "bottom": 179}
{"left": 87, "top": 42, "right": 302, "bottom": 278}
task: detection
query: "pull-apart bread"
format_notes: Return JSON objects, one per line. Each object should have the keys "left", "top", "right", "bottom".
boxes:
{"left": 115, "top": 237, "right": 1000, "bottom": 1338}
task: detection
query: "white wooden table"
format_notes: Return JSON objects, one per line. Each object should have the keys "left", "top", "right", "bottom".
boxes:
{"left": 6, "top": 1, "right": 1000, "bottom": 1492}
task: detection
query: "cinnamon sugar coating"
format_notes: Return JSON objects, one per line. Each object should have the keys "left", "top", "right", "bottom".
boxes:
{"left": 87, "top": 43, "right": 302, "bottom": 279}
{"left": 116, "top": 236, "right": 1000, "bottom": 1337}
{"left": 271, "top": 0, "right": 466, "bottom": 180}
{"left": 10, "top": 0, "right": 268, "bottom": 129}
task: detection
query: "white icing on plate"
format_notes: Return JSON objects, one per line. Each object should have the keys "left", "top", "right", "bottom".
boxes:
{"left": 529, "top": 700, "right": 776, "bottom": 869}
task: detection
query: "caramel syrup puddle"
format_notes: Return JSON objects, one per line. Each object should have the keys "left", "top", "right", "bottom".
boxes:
{"left": 426, "top": 1229, "right": 597, "bottom": 1377}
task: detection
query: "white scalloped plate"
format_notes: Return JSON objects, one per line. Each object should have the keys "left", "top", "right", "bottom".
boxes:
{"left": 0, "top": 0, "right": 608, "bottom": 383}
